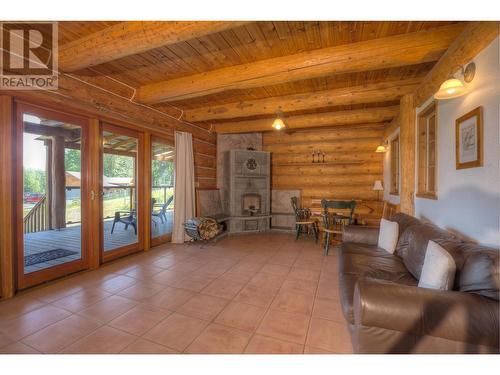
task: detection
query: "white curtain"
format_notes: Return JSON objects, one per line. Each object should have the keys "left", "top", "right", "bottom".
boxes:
{"left": 172, "top": 131, "right": 196, "bottom": 243}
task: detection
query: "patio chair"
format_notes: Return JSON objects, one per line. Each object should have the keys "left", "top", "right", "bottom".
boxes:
{"left": 152, "top": 195, "right": 174, "bottom": 223}
{"left": 111, "top": 210, "right": 137, "bottom": 235}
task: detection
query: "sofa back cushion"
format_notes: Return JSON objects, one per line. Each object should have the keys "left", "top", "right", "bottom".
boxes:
{"left": 395, "top": 223, "right": 455, "bottom": 280}
{"left": 390, "top": 213, "right": 421, "bottom": 237}
{"left": 435, "top": 239, "right": 499, "bottom": 300}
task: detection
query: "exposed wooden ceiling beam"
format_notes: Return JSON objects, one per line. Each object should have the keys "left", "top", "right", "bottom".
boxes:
{"left": 24, "top": 121, "right": 79, "bottom": 140}
{"left": 184, "top": 78, "right": 420, "bottom": 122}
{"left": 136, "top": 24, "right": 464, "bottom": 104}
{"left": 59, "top": 21, "right": 248, "bottom": 72}
{"left": 214, "top": 106, "right": 398, "bottom": 133}
{"left": 413, "top": 22, "right": 499, "bottom": 107}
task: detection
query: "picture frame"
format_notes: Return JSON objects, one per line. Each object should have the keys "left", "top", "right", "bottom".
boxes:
{"left": 455, "top": 106, "right": 483, "bottom": 170}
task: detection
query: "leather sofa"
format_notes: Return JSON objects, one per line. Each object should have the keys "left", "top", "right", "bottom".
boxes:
{"left": 339, "top": 213, "right": 499, "bottom": 354}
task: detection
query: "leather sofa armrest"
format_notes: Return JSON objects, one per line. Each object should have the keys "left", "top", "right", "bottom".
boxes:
{"left": 353, "top": 278, "right": 499, "bottom": 348}
{"left": 342, "top": 225, "right": 379, "bottom": 245}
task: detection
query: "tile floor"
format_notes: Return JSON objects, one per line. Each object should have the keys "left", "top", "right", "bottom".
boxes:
{"left": 0, "top": 232, "right": 352, "bottom": 354}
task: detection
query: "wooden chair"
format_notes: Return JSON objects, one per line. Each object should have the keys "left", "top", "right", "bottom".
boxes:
{"left": 152, "top": 195, "right": 174, "bottom": 223}
{"left": 111, "top": 210, "right": 137, "bottom": 235}
{"left": 320, "top": 199, "right": 356, "bottom": 255}
{"left": 291, "top": 197, "right": 318, "bottom": 242}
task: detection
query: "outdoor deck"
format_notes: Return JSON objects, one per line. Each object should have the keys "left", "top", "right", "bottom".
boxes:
{"left": 24, "top": 211, "right": 173, "bottom": 274}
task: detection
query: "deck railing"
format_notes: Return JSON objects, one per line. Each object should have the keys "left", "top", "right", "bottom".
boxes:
{"left": 24, "top": 195, "right": 49, "bottom": 234}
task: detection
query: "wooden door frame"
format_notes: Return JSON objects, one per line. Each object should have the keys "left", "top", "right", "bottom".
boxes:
{"left": 14, "top": 101, "right": 91, "bottom": 290}
{"left": 150, "top": 134, "right": 175, "bottom": 247}
{"left": 101, "top": 122, "right": 145, "bottom": 263}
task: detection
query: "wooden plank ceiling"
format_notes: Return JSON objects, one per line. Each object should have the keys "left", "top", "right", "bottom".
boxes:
{"left": 57, "top": 21, "right": 464, "bottom": 133}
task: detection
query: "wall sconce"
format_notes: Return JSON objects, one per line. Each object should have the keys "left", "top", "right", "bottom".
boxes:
{"left": 375, "top": 140, "right": 388, "bottom": 153}
{"left": 434, "top": 62, "right": 476, "bottom": 100}
{"left": 272, "top": 110, "right": 286, "bottom": 130}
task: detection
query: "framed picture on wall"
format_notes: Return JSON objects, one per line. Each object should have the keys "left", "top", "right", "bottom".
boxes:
{"left": 456, "top": 106, "right": 483, "bottom": 170}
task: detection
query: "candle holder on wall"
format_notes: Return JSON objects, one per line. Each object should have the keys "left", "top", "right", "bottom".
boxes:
{"left": 311, "top": 150, "right": 326, "bottom": 163}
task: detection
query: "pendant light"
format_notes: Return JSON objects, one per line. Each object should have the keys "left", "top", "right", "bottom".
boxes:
{"left": 272, "top": 110, "right": 286, "bottom": 130}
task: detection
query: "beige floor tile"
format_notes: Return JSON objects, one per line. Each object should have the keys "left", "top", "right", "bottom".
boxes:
{"left": 230, "top": 261, "right": 263, "bottom": 274}
{"left": 281, "top": 277, "right": 318, "bottom": 295}
{"left": 78, "top": 295, "right": 137, "bottom": 323}
{"left": 150, "top": 269, "right": 187, "bottom": 286}
{"left": 167, "top": 261, "right": 203, "bottom": 274}
{"left": 0, "top": 332, "right": 14, "bottom": 349}
{"left": 215, "top": 302, "right": 266, "bottom": 332}
{"left": 304, "top": 345, "right": 335, "bottom": 354}
{"left": 176, "top": 294, "right": 229, "bottom": 321}
{"left": 124, "top": 265, "right": 165, "bottom": 280}
{"left": 233, "top": 284, "right": 277, "bottom": 308}
{"left": 306, "top": 318, "right": 352, "bottom": 353}
{"left": 0, "top": 305, "right": 71, "bottom": 341}
{"left": 62, "top": 326, "right": 136, "bottom": 354}
{"left": 117, "top": 281, "right": 164, "bottom": 301}
{"left": 202, "top": 279, "right": 245, "bottom": 300}
{"left": 108, "top": 304, "right": 171, "bottom": 336}
{"left": 0, "top": 295, "right": 45, "bottom": 322}
{"left": 185, "top": 323, "right": 251, "bottom": 354}
{"left": 260, "top": 263, "right": 291, "bottom": 277}
{"left": 96, "top": 274, "right": 138, "bottom": 293}
{"left": 316, "top": 283, "right": 340, "bottom": 300}
{"left": 152, "top": 256, "right": 177, "bottom": 270}
{"left": 288, "top": 267, "right": 321, "bottom": 282}
{"left": 25, "top": 282, "right": 83, "bottom": 304}
{"left": 244, "top": 334, "right": 304, "bottom": 354}
{"left": 171, "top": 274, "right": 215, "bottom": 292}
{"left": 21, "top": 314, "right": 101, "bottom": 353}
{"left": 248, "top": 272, "right": 286, "bottom": 291}
{"left": 312, "top": 298, "right": 344, "bottom": 323}
{"left": 120, "top": 338, "right": 178, "bottom": 354}
{"left": 218, "top": 270, "right": 255, "bottom": 284}
{"left": 144, "top": 286, "right": 195, "bottom": 310}
{"left": 51, "top": 288, "right": 112, "bottom": 313}
{"left": 143, "top": 313, "right": 208, "bottom": 351}
{"left": 0, "top": 341, "right": 40, "bottom": 354}
{"left": 270, "top": 291, "right": 315, "bottom": 315}
{"left": 257, "top": 309, "right": 310, "bottom": 345}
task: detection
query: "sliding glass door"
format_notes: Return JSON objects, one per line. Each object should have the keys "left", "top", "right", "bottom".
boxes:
{"left": 101, "top": 123, "right": 144, "bottom": 262}
{"left": 16, "top": 103, "right": 90, "bottom": 289}
{"left": 151, "top": 136, "right": 175, "bottom": 246}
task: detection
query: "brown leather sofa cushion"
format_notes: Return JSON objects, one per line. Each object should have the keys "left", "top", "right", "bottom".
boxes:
{"left": 395, "top": 223, "right": 455, "bottom": 280}
{"left": 390, "top": 212, "right": 421, "bottom": 237}
{"left": 435, "top": 239, "right": 500, "bottom": 300}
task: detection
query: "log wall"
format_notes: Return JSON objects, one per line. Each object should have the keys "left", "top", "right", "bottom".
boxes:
{"left": 263, "top": 124, "right": 385, "bottom": 220}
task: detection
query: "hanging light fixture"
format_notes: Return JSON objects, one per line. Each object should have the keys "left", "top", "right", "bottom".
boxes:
{"left": 434, "top": 62, "right": 476, "bottom": 100}
{"left": 272, "top": 110, "right": 286, "bottom": 130}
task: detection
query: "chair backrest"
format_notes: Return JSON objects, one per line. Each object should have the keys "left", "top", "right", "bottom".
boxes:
{"left": 291, "top": 196, "right": 311, "bottom": 221}
{"left": 164, "top": 195, "right": 174, "bottom": 210}
{"left": 321, "top": 199, "right": 356, "bottom": 227}
{"left": 382, "top": 201, "right": 400, "bottom": 220}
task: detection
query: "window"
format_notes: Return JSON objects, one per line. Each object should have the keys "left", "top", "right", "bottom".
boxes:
{"left": 417, "top": 102, "right": 437, "bottom": 199}
{"left": 390, "top": 135, "right": 399, "bottom": 195}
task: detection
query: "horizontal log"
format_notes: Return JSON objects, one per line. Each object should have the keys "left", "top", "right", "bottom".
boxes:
{"left": 197, "top": 178, "right": 217, "bottom": 189}
{"left": 195, "top": 167, "right": 216, "bottom": 178}
{"left": 272, "top": 174, "right": 382, "bottom": 187}
{"left": 265, "top": 137, "right": 381, "bottom": 154}
{"left": 194, "top": 153, "right": 216, "bottom": 168}
{"left": 193, "top": 139, "right": 216, "bottom": 156}
{"left": 298, "top": 188, "right": 379, "bottom": 201}
{"left": 414, "top": 22, "right": 499, "bottom": 107}
{"left": 60, "top": 21, "right": 248, "bottom": 72}
{"left": 271, "top": 152, "right": 383, "bottom": 164}
{"left": 263, "top": 125, "right": 384, "bottom": 144}
{"left": 136, "top": 24, "right": 463, "bottom": 103}
{"left": 214, "top": 107, "right": 399, "bottom": 133}
{"left": 272, "top": 161, "right": 383, "bottom": 176}
{"left": 185, "top": 78, "right": 420, "bottom": 122}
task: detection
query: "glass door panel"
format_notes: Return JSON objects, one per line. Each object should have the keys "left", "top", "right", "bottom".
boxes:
{"left": 151, "top": 138, "right": 175, "bottom": 244}
{"left": 17, "top": 104, "right": 89, "bottom": 288}
{"left": 101, "top": 124, "right": 142, "bottom": 260}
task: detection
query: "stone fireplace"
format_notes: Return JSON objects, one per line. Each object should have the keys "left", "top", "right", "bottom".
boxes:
{"left": 242, "top": 193, "right": 261, "bottom": 216}
{"left": 223, "top": 150, "right": 271, "bottom": 233}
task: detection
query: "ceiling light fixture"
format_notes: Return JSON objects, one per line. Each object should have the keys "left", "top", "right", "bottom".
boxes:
{"left": 434, "top": 62, "right": 476, "bottom": 100}
{"left": 272, "top": 110, "right": 286, "bottom": 130}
